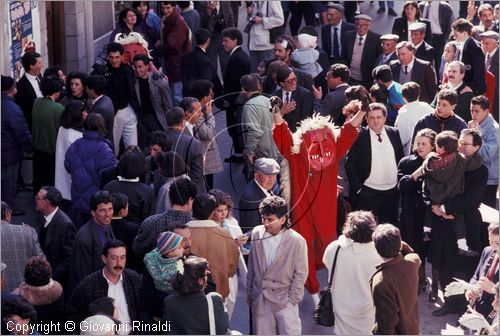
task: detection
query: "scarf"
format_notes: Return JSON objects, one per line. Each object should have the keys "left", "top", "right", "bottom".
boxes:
{"left": 144, "top": 249, "right": 180, "bottom": 293}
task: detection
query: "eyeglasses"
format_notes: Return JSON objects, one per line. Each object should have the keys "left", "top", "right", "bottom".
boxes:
{"left": 284, "top": 76, "right": 297, "bottom": 83}
{"left": 459, "top": 140, "right": 474, "bottom": 146}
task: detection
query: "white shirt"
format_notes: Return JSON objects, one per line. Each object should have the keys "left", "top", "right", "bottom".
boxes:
{"left": 282, "top": 90, "right": 292, "bottom": 104}
{"left": 425, "top": 1, "right": 442, "bottom": 34}
{"left": 44, "top": 207, "right": 59, "bottom": 228}
{"left": 447, "top": 81, "right": 464, "bottom": 93}
{"left": 104, "top": 271, "right": 132, "bottom": 334}
{"left": 254, "top": 179, "right": 274, "bottom": 197}
{"left": 364, "top": 128, "right": 398, "bottom": 190}
{"left": 403, "top": 58, "right": 415, "bottom": 74}
{"left": 92, "top": 95, "right": 104, "bottom": 104}
{"left": 262, "top": 230, "right": 283, "bottom": 268}
{"left": 25, "top": 72, "right": 43, "bottom": 98}
{"left": 185, "top": 122, "right": 194, "bottom": 136}
{"left": 230, "top": 45, "right": 240, "bottom": 57}
{"left": 395, "top": 101, "right": 434, "bottom": 155}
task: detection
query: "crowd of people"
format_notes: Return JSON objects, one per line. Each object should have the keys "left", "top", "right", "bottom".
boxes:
{"left": 1, "top": 0, "right": 499, "bottom": 335}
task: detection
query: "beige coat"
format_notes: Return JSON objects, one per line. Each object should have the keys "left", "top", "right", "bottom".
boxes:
{"left": 187, "top": 219, "right": 239, "bottom": 298}
{"left": 247, "top": 226, "right": 308, "bottom": 314}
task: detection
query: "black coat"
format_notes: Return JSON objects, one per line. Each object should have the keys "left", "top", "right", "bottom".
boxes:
{"left": 239, "top": 179, "right": 267, "bottom": 233}
{"left": 90, "top": 95, "right": 115, "bottom": 146}
{"left": 418, "top": 1, "right": 454, "bottom": 39}
{"left": 390, "top": 57, "right": 437, "bottom": 103}
{"left": 321, "top": 20, "right": 356, "bottom": 63}
{"left": 411, "top": 113, "right": 468, "bottom": 146}
{"left": 67, "top": 269, "right": 145, "bottom": 331}
{"left": 262, "top": 67, "right": 313, "bottom": 95}
{"left": 397, "top": 154, "right": 426, "bottom": 257}
{"left": 14, "top": 74, "right": 40, "bottom": 132}
{"left": 391, "top": 18, "right": 433, "bottom": 43}
{"left": 345, "top": 126, "right": 404, "bottom": 201}
{"left": 342, "top": 30, "right": 383, "bottom": 88}
{"left": 462, "top": 37, "right": 486, "bottom": 95}
{"left": 414, "top": 41, "right": 436, "bottom": 65}
{"left": 223, "top": 47, "right": 250, "bottom": 105}
{"left": 111, "top": 218, "right": 140, "bottom": 271}
{"left": 104, "top": 180, "right": 154, "bottom": 225}
{"left": 431, "top": 164, "right": 488, "bottom": 274}
{"left": 273, "top": 85, "right": 313, "bottom": 133}
{"left": 181, "top": 46, "right": 214, "bottom": 88}
{"left": 375, "top": 52, "right": 399, "bottom": 66}
{"left": 33, "top": 209, "right": 76, "bottom": 289}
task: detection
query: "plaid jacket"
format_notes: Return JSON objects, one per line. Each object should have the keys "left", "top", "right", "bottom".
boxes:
{"left": 66, "top": 269, "right": 144, "bottom": 329}
{"left": 1, "top": 221, "right": 44, "bottom": 291}
{"left": 132, "top": 210, "right": 192, "bottom": 261}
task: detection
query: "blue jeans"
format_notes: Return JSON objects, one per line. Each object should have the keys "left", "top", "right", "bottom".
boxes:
{"left": 170, "top": 81, "right": 183, "bottom": 107}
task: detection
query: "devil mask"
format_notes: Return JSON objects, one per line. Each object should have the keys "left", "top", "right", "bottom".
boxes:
{"left": 301, "top": 127, "right": 336, "bottom": 171}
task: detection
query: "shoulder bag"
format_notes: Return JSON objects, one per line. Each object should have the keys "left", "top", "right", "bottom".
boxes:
{"left": 314, "top": 245, "right": 341, "bottom": 327}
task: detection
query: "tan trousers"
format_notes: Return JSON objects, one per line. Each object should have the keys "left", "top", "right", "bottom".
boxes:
{"left": 253, "top": 300, "right": 301, "bottom": 335}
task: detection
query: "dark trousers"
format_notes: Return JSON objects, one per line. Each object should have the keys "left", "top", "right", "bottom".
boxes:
{"left": 432, "top": 33, "right": 447, "bottom": 76}
{"left": 1, "top": 162, "right": 20, "bottom": 207}
{"left": 33, "top": 150, "right": 55, "bottom": 195}
{"left": 226, "top": 105, "right": 244, "bottom": 154}
{"left": 289, "top": 2, "right": 316, "bottom": 36}
{"left": 355, "top": 185, "right": 399, "bottom": 226}
{"left": 482, "top": 184, "right": 498, "bottom": 209}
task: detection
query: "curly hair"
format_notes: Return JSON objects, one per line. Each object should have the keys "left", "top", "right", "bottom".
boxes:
{"left": 24, "top": 256, "right": 51, "bottom": 287}
{"left": 172, "top": 256, "right": 209, "bottom": 295}
{"left": 342, "top": 211, "right": 377, "bottom": 243}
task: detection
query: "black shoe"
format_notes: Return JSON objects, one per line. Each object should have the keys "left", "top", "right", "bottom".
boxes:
{"left": 377, "top": 7, "right": 385, "bottom": 13}
{"left": 432, "top": 305, "right": 450, "bottom": 317}
{"left": 457, "top": 248, "right": 480, "bottom": 257}
{"left": 11, "top": 208, "right": 26, "bottom": 216}
{"left": 224, "top": 155, "right": 244, "bottom": 163}
{"left": 388, "top": 8, "right": 398, "bottom": 16}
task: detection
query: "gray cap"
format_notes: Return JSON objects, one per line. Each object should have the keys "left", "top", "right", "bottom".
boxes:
{"left": 480, "top": 31, "right": 499, "bottom": 41}
{"left": 408, "top": 22, "right": 426, "bottom": 32}
{"left": 327, "top": 3, "right": 345, "bottom": 13}
{"left": 380, "top": 34, "right": 400, "bottom": 41}
{"left": 254, "top": 158, "right": 280, "bottom": 175}
{"left": 354, "top": 14, "right": 372, "bottom": 22}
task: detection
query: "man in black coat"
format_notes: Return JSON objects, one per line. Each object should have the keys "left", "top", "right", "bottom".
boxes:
{"left": 321, "top": 3, "right": 356, "bottom": 65}
{"left": 86, "top": 74, "right": 115, "bottom": 148}
{"left": 91, "top": 42, "right": 140, "bottom": 156}
{"left": 66, "top": 240, "right": 144, "bottom": 331}
{"left": 273, "top": 67, "right": 313, "bottom": 133}
{"left": 342, "top": 14, "right": 382, "bottom": 89}
{"left": 409, "top": 22, "right": 436, "bottom": 66}
{"left": 181, "top": 28, "right": 221, "bottom": 96}
{"left": 14, "top": 52, "right": 43, "bottom": 133}
{"left": 346, "top": 103, "right": 404, "bottom": 225}
{"left": 33, "top": 186, "right": 75, "bottom": 290}
{"left": 390, "top": 41, "right": 437, "bottom": 104}
{"left": 165, "top": 107, "right": 205, "bottom": 194}
{"left": 239, "top": 158, "right": 280, "bottom": 233}
{"left": 452, "top": 19, "right": 486, "bottom": 95}
{"left": 430, "top": 129, "right": 488, "bottom": 317}
{"left": 68, "top": 191, "right": 116, "bottom": 295}
{"left": 222, "top": 27, "right": 251, "bottom": 162}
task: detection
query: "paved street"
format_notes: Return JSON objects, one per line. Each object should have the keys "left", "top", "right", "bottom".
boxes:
{"left": 8, "top": 1, "right": 472, "bottom": 335}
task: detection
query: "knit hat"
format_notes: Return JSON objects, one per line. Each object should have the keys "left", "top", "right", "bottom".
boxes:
{"left": 1, "top": 75, "right": 16, "bottom": 94}
{"left": 157, "top": 231, "right": 183, "bottom": 255}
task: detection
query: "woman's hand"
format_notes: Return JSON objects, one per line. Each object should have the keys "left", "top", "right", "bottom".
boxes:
{"left": 235, "top": 234, "right": 249, "bottom": 248}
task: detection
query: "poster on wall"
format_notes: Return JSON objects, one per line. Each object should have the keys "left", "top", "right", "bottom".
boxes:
{"left": 9, "top": 1, "right": 37, "bottom": 80}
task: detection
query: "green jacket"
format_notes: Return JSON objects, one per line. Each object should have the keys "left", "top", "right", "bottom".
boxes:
{"left": 32, "top": 97, "right": 64, "bottom": 155}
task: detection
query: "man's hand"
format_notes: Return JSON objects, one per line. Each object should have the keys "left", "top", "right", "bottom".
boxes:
{"left": 312, "top": 85, "right": 322, "bottom": 100}
{"left": 466, "top": 0, "right": 478, "bottom": 21}
{"left": 246, "top": 154, "right": 255, "bottom": 165}
{"left": 478, "top": 276, "right": 496, "bottom": 294}
{"left": 273, "top": 111, "right": 284, "bottom": 125}
{"left": 280, "top": 100, "right": 297, "bottom": 115}
{"left": 252, "top": 16, "right": 264, "bottom": 24}
{"left": 465, "top": 289, "right": 479, "bottom": 302}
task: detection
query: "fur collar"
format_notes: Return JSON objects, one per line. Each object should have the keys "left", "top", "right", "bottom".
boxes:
{"left": 13, "top": 280, "right": 63, "bottom": 306}
{"left": 186, "top": 219, "right": 219, "bottom": 228}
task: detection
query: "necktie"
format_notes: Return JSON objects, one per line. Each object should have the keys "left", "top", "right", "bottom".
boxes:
{"left": 285, "top": 91, "right": 290, "bottom": 104}
{"left": 267, "top": 189, "right": 274, "bottom": 197}
{"left": 404, "top": 65, "right": 409, "bottom": 75}
{"left": 104, "top": 228, "right": 114, "bottom": 242}
{"left": 36, "top": 76, "right": 41, "bottom": 87}
{"left": 456, "top": 48, "right": 462, "bottom": 61}
{"left": 424, "top": 3, "right": 430, "bottom": 19}
{"left": 358, "top": 36, "right": 363, "bottom": 46}
{"left": 332, "top": 27, "right": 340, "bottom": 59}
{"left": 381, "top": 55, "right": 387, "bottom": 65}
{"left": 486, "top": 53, "right": 491, "bottom": 70}
{"left": 487, "top": 253, "right": 498, "bottom": 281}
{"left": 376, "top": 133, "right": 382, "bottom": 143}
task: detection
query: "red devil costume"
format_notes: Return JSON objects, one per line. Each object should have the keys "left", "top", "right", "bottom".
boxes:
{"left": 273, "top": 115, "right": 359, "bottom": 293}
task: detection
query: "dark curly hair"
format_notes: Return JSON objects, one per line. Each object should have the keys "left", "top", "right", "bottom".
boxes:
{"left": 172, "top": 256, "right": 209, "bottom": 295}
{"left": 24, "top": 256, "right": 52, "bottom": 287}
{"left": 342, "top": 211, "right": 377, "bottom": 243}
{"left": 2, "top": 296, "right": 37, "bottom": 323}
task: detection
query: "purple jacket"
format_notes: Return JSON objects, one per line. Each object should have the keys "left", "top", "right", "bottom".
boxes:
{"left": 65, "top": 131, "right": 116, "bottom": 212}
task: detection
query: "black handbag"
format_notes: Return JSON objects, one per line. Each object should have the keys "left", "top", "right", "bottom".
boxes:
{"left": 314, "top": 246, "right": 341, "bottom": 327}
